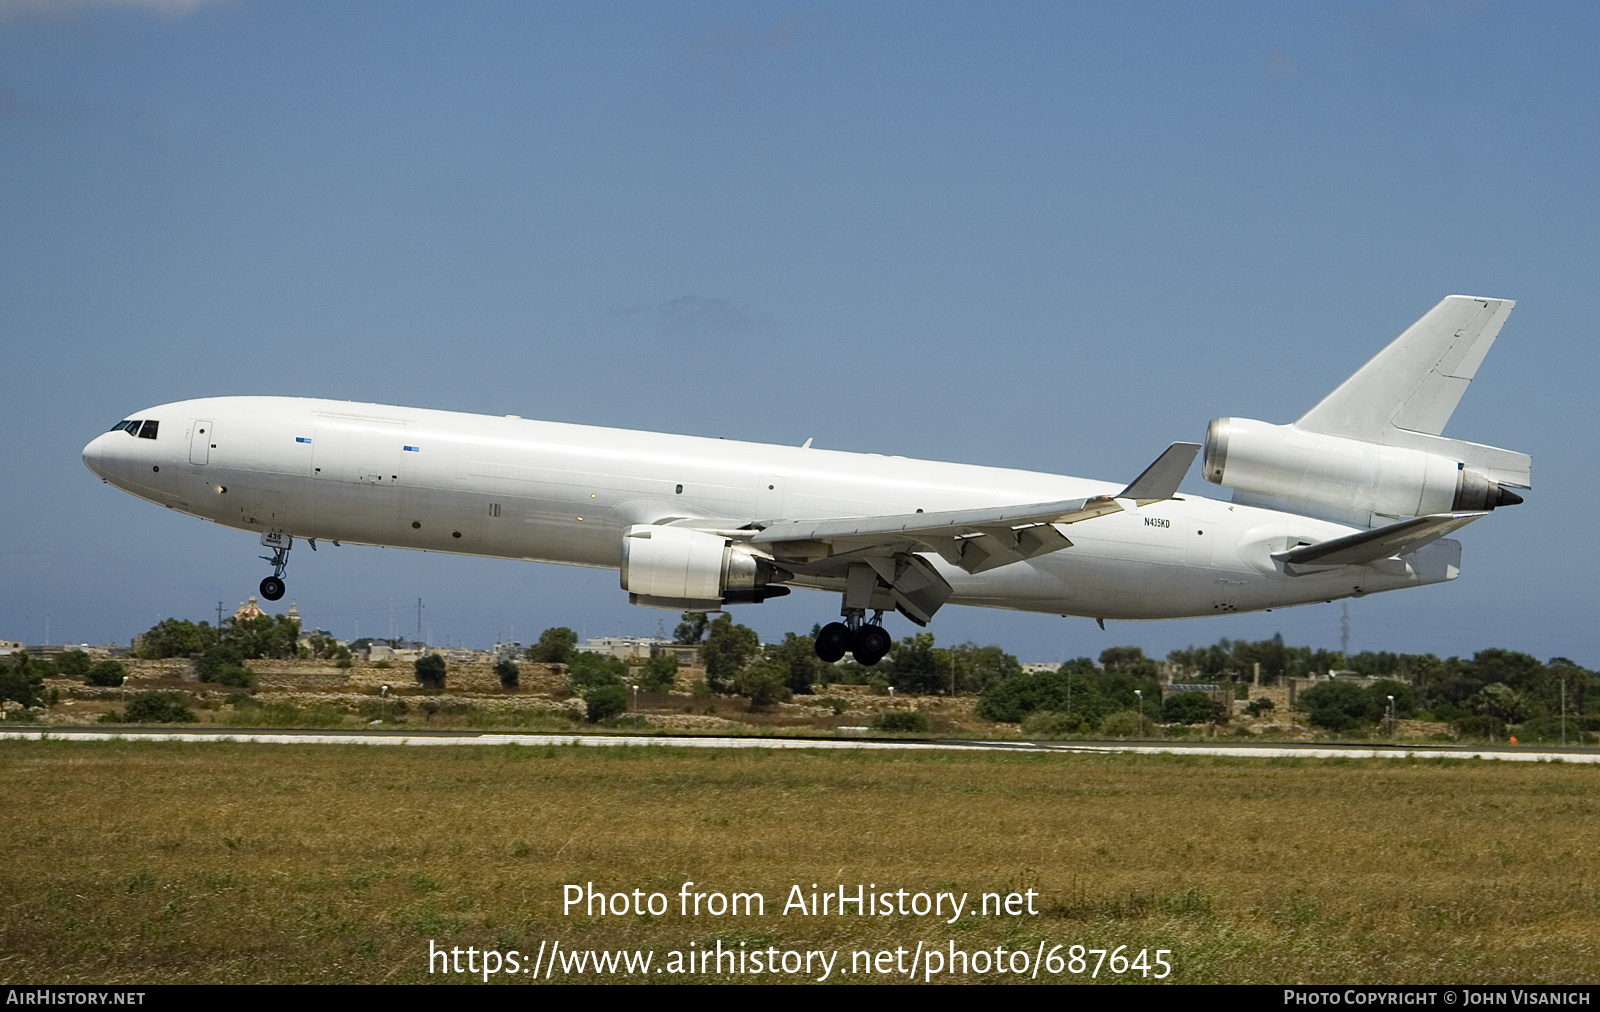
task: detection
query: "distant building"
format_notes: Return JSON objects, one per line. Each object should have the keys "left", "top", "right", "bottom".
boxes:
{"left": 576, "top": 636, "right": 699, "bottom": 664}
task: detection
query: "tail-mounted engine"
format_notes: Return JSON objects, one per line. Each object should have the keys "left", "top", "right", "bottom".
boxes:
{"left": 620, "top": 524, "right": 792, "bottom": 611}
{"left": 1203, "top": 417, "right": 1523, "bottom": 518}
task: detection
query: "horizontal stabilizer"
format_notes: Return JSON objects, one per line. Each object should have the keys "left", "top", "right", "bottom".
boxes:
{"left": 1272, "top": 512, "right": 1487, "bottom": 568}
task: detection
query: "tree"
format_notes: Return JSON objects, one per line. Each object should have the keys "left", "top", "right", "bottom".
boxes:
{"left": 674, "top": 612, "right": 710, "bottom": 645}
{"left": 303, "top": 632, "right": 351, "bottom": 661}
{"left": 769, "top": 632, "right": 827, "bottom": 695}
{"left": 1473, "top": 682, "right": 1529, "bottom": 724}
{"left": 1296, "top": 679, "right": 1371, "bottom": 731}
{"left": 565, "top": 651, "right": 625, "bottom": 693}
{"left": 223, "top": 613, "right": 300, "bottom": 659}
{"left": 700, "top": 614, "right": 759, "bottom": 693}
{"left": 886, "top": 633, "right": 942, "bottom": 694}
{"left": 495, "top": 658, "right": 519, "bottom": 690}
{"left": 56, "top": 650, "right": 91, "bottom": 678}
{"left": 944, "top": 643, "right": 1022, "bottom": 694}
{"left": 85, "top": 660, "right": 127, "bottom": 687}
{"left": 1100, "top": 646, "right": 1159, "bottom": 679}
{"left": 1161, "top": 690, "right": 1215, "bottom": 724}
{"left": 136, "top": 618, "right": 217, "bottom": 659}
{"left": 196, "top": 644, "right": 256, "bottom": 687}
{"left": 415, "top": 653, "right": 447, "bottom": 690}
{"left": 732, "top": 657, "right": 791, "bottom": 710}
{"left": 528, "top": 627, "right": 578, "bottom": 664}
{"left": 0, "top": 654, "right": 46, "bottom": 708}
{"left": 584, "top": 683, "right": 629, "bottom": 723}
{"left": 638, "top": 652, "right": 679, "bottom": 692}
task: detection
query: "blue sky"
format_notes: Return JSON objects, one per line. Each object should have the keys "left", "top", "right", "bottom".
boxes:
{"left": 3, "top": 1, "right": 1596, "bottom": 666}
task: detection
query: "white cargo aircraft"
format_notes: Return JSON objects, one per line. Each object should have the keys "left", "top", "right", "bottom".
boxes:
{"left": 84, "top": 296, "right": 1529, "bottom": 665}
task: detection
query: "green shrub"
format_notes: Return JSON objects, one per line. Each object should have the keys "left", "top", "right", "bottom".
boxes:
{"left": 584, "top": 684, "right": 629, "bottom": 723}
{"left": 123, "top": 692, "right": 198, "bottom": 724}
{"left": 57, "top": 650, "right": 92, "bottom": 677}
{"left": 1244, "top": 696, "right": 1275, "bottom": 717}
{"left": 1296, "top": 680, "right": 1372, "bottom": 731}
{"left": 818, "top": 696, "right": 848, "bottom": 716}
{"left": 495, "top": 658, "right": 520, "bottom": 690}
{"left": 196, "top": 645, "right": 257, "bottom": 687}
{"left": 1020, "top": 710, "right": 1087, "bottom": 738}
{"left": 373, "top": 660, "right": 391, "bottom": 669}
{"left": 870, "top": 711, "right": 929, "bottom": 733}
{"left": 1161, "top": 690, "right": 1215, "bottom": 725}
{"left": 414, "top": 653, "right": 447, "bottom": 690}
{"left": 85, "top": 660, "right": 127, "bottom": 687}
{"left": 1098, "top": 709, "right": 1144, "bottom": 737}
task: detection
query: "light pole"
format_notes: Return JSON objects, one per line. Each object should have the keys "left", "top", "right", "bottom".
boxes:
{"left": 1561, "top": 672, "right": 1568, "bottom": 746}
{"left": 1387, "top": 695, "right": 1395, "bottom": 741}
{"left": 1134, "top": 689, "right": 1144, "bottom": 738}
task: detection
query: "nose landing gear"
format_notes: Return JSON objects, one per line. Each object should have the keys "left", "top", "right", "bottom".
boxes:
{"left": 258, "top": 533, "right": 291, "bottom": 602}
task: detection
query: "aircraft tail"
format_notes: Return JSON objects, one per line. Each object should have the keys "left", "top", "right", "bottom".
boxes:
{"left": 1294, "top": 295, "right": 1530, "bottom": 489}
{"left": 1203, "top": 296, "right": 1530, "bottom": 527}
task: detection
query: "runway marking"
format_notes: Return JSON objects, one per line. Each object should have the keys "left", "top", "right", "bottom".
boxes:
{"left": 2, "top": 728, "right": 1596, "bottom": 763}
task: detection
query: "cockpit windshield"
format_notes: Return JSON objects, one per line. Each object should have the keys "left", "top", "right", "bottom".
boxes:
{"left": 106, "top": 419, "right": 158, "bottom": 438}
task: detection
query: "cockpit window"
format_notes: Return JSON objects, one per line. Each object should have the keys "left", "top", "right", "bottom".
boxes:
{"left": 137, "top": 420, "right": 159, "bottom": 439}
{"left": 110, "top": 420, "right": 141, "bottom": 435}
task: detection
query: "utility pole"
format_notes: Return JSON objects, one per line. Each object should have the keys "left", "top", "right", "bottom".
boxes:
{"left": 417, "top": 598, "right": 423, "bottom": 644}
{"left": 1340, "top": 604, "right": 1350, "bottom": 657}
{"left": 217, "top": 601, "right": 224, "bottom": 627}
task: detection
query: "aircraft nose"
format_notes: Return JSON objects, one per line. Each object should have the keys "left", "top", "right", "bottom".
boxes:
{"left": 83, "top": 433, "right": 109, "bottom": 480}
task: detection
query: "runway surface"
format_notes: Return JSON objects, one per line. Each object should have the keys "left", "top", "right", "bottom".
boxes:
{"left": 3, "top": 726, "right": 1597, "bottom": 763}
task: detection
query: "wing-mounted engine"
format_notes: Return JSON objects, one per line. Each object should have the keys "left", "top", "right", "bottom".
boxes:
{"left": 1203, "top": 417, "right": 1524, "bottom": 520}
{"left": 620, "top": 524, "right": 792, "bottom": 611}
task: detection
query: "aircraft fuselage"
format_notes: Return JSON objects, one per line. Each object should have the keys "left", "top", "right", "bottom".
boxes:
{"left": 82, "top": 396, "right": 1458, "bottom": 623}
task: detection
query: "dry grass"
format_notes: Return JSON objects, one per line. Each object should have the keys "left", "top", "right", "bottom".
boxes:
{"left": 2, "top": 741, "right": 1598, "bottom": 984}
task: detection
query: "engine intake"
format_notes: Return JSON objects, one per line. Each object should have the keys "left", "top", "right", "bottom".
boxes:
{"left": 1204, "top": 417, "right": 1522, "bottom": 517}
{"left": 620, "top": 524, "right": 792, "bottom": 610}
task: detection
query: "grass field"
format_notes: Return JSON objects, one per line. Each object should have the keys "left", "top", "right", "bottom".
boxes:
{"left": 3, "top": 739, "right": 1598, "bottom": 984}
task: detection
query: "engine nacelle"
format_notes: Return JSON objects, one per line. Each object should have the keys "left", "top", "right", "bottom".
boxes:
{"left": 620, "top": 524, "right": 792, "bottom": 610}
{"left": 1203, "top": 417, "right": 1522, "bottom": 517}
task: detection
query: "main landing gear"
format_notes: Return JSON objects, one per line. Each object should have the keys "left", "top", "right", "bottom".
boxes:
{"left": 814, "top": 609, "right": 892, "bottom": 666}
{"left": 258, "top": 533, "right": 291, "bottom": 602}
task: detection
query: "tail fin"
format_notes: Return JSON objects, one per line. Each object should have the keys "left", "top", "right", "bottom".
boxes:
{"left": 1295, "top": 296, "right": 1530, "bottom": 489}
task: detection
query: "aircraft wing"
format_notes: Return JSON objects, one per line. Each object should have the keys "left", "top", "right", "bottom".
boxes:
{"left": 739, "top": 443, "right": 1199, "bottom": 623}
{"left": 752, "top": 442, "right": 1198, "bottom": 568}
{"left": 1272, "top": 511, "right": 1487, "bottom": 569}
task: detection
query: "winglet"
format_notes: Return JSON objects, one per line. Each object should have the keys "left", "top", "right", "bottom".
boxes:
{"left": 1118, "top": 442, "right": 1200, "bottom": 502}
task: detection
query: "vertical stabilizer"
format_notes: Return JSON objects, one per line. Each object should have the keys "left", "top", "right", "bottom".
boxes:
{"left": 1297, "top": 295, "right": 1513, "bottom": 440}
{"left": 1292, "top": 295, "right": 1529, "bottom": 489}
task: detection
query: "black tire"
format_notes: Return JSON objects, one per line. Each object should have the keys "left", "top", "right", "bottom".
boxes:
{"left": 814, "top": 622, "right": 851, "bottom": 663}
{"left": 853, "top": 624, "right": 891, "bottom": 666}
{"left": 260, "top": 576, "right": 286, "bottom": 601}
